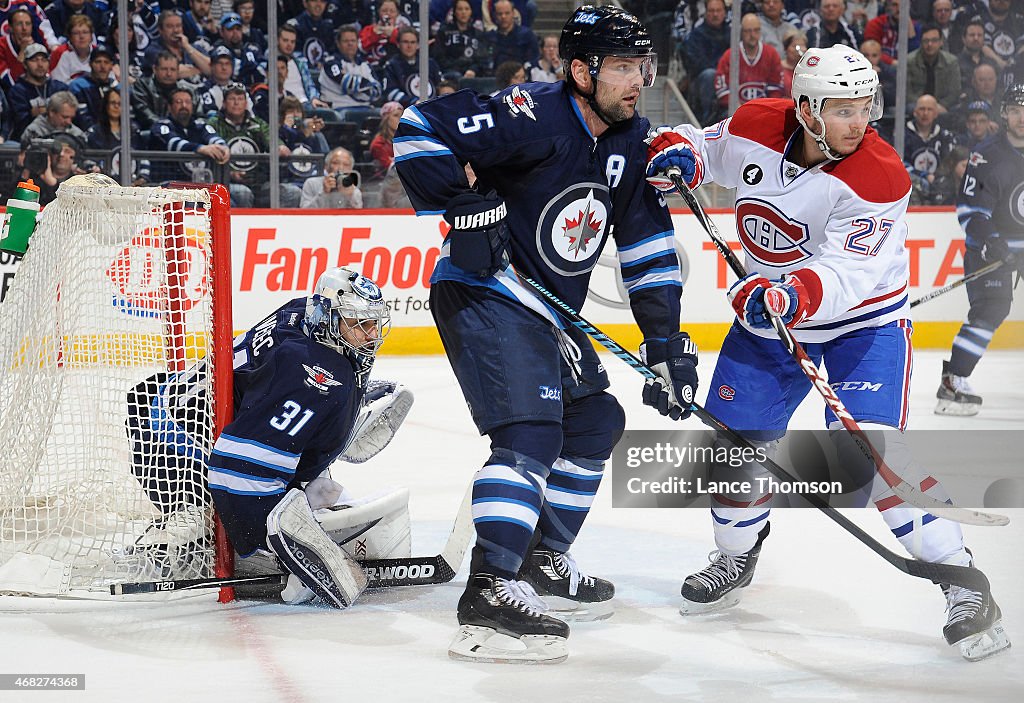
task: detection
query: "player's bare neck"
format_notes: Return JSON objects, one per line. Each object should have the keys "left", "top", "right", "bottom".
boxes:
{"left": 793, "top": 130, "right": 828, "bottom": 169}
{"left": 574, "top": 94, "right": 610, "bottom": 138}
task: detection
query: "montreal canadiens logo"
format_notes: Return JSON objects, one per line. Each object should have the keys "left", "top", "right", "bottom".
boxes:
{"left": 536, "top": 183, "right": 610, "bottom": 276}
{"left": 735, "top": 198, "right": 812, "bottom": 266}
{"left": 719, "top": 385, "right": 735, "bottom": 401}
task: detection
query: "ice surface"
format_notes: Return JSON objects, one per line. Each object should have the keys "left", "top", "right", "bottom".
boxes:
{"left": 2, "top": 351, "right": 1021, "bottom": 702}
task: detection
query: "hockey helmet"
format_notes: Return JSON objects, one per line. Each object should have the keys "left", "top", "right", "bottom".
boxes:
{"left": 304, "top": 268, "right": 391, "bottom": 358}
{"left": 1001, "top": 84, "right": 1024, "bottom": 111}
{"left": 791, "top": 45, "right": 882, "bottom": 160}
{"left": 560, "top": 5, "right": 656, "bottom": 87}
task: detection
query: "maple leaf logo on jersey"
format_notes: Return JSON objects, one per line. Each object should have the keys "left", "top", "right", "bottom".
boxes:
{"left": 539, "top": 184, "right": 610, "bottom": 276}
{"left": 562, "top": 199, "right": 603, "bottom": 257}
{"left": 504, "top": 85, "right": 536, "bottom": 121}
{"left": 302, "top": 364, "right": 342, "bottom": 394}
{"left": 735, "top": 198, "right": 812, "bottom": 266}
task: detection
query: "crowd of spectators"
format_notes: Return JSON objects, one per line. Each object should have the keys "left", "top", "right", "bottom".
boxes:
{"left": 0, "top": 1, "right": 1019, "bottom": 207}
{"left": 0, "top": 0, "right": 559, "bottom": 205}
{"left": 664, "top": 0, "right": 1023, "bottom": 203}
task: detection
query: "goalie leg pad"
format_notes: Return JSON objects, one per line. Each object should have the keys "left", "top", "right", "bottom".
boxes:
{"left": 341, "top": 381, "right": 414, "bottom": 463}
{"left": 266, "top": 489, "right": 368, "bottom": 608}
{"left": 315, "top": 486, "right": 412, "bottom": 560}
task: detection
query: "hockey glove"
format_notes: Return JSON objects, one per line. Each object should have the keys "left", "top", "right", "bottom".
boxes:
{"left": 728, "top": 272, "right": 810, "bottom": 329}
{"left": 443, "top": 190, "right": 511, "bottom": 278}
{"left": 645, "top": 126, "right": 702, "bottom": 193}
{"left": 981, "top": 234, "right": 1010, "bottom": 264}
{"left": 639, "top": 332, "right": 699, "bottom": 420}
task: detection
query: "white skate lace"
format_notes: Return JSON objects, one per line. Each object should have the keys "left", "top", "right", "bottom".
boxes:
{"left": 945, "top": 585, "right": 984, "bottom": 625}
{"left": 689, "top": 551, "right": 746, "bottom": 591}
{"left": 495, "top": 578, "right": 549, "bottom": 617}
{"left": 944, "top": 373, "right": 976, "bottom": 394}
{"left": 553, "top": 552, "right": 594, "bottom": 597}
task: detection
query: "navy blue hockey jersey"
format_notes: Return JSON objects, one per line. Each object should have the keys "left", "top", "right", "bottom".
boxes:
{"left": 394, "top": 81, "right": 682, "bottom": 339}
{"left": 957, "top": 134, "right": 1024, "bottom": 249}
{"left": 207, "top": 298, "right": 365, "bottom": 554}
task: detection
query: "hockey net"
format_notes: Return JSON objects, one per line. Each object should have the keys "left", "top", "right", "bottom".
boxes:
{"left": 0, "top": 182, "right": 232, "bottom": 598}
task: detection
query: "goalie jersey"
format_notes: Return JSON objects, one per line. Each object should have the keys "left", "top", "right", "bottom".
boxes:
{"left": 209, "top": 298, "right": 365, "bottom": 555}
{"left": 394, "top": 81, "right": 682, "bottom": 340}
{"left": 673, "top": 98, "right": 913, "bottom": 343}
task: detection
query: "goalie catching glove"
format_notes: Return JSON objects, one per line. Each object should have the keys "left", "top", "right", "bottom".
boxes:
{"left": 639, "top": 332, "right": 699, "bottom": 420}
{"left": 341, "top": 380, "right": 413, "bottom": 463}
{"left": 443, "top": 190, "right": 510, "bottom": 278}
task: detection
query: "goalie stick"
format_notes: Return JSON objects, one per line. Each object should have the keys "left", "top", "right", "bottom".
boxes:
{"left": 909, "top": 259, "right": 1005, "bottom": 308}
{"left": 514, "top": 272, "right": 993, "bottom": 592}
{"left": 110, "top": 484, "right": 475, "bottom": 596}
{"left": 665, "top": 168, "right": 1006, "bottom": 528}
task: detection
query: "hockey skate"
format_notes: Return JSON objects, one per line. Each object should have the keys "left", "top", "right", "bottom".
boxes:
{"left": 519, "top": 548, "right": 615, "bottom": 622}
{"left": 680, "top": 523, "right": 769, "bottom": 615}
{"left": 942, "top": 584, "right": 1011, "bottom": 661}
{"left": 449, "top": 573, "right": 570, "bottom": 664}
{"left": 934, "top": 361, "right": 982, "bottom": 416}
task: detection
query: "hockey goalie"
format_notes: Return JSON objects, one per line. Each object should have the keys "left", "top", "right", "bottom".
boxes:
{"left": 126, "top": 267, "right": 414, "bottom": 607}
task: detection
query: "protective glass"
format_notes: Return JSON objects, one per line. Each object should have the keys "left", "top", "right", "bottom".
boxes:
{"left": 595, "top": 54, "right": 657, "bottom": 88}
{"left": 820, "top": 91, "right": 883, "bottom": 123}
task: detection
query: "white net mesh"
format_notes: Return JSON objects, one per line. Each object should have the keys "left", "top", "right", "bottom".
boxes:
{"left": 0, "top": 184, "right": 222, "bottom": 597}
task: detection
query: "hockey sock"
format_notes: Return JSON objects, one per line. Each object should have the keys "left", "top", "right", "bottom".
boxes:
{"left": 471, "top": 448, "right": 548, "bottom": 579}
{"left": 833, "top": 422, "right": 969, "bottom": 564}
{"left": 949, "top": 323, "right": 994, "bottom": 377}
{"left": 535, "top": 455, "right": 604, "bottom": 553}
{"left": 708, "top": 437, "right": 776, "bottom": 555}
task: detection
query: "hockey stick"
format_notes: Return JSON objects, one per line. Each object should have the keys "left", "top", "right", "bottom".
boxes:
{"left": 666, "top": 169, "right": 1006, "bottom": 527}
{"left": 909, "top": 259, "right": 1004, "bottom": 308}
{"left": 515, "top": 272, "right": 992, "bottom": 592}
{"left": 111, "top": 484, "right": 475, "bottom": 596}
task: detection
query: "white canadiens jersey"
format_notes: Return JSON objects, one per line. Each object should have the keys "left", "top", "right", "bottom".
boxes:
{"left": 676, "top": 99, "right": 913, "bottom": 343}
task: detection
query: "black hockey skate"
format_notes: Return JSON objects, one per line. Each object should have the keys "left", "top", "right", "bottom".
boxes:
{"left": 941, "top": 584, "right": 1011, "bottom": 661}
{"left": 449, "top": 573, "right": 570, "bottom": 664}
{"left": 934, "top": 361, "right": 982, "bottom": 416}
{"left": 519, "top": 548, "right": 615, "bottom": 622}
{"left": 680, "top": 523, "right": 770, "bottom": 615}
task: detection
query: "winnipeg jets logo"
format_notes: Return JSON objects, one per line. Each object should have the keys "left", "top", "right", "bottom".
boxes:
{"left": 735, "top": 198, "right": 812, "bottom": 266}
{"left": 562, "top": 196, "right": 603, "bottom": 257}
{"left": 537, "top": 183, "right": 611, "bottom": 276}
{"left": 302, "top": 364, "right": 342, "bottom": 394}
{"left": 351, "top": 274, "right": 384, "bottom": 301}
{"left": 504, "top": 85, "right": 536, "bottom": 121}
{"left": 968, "top": 151, "right": 987, "bottom": 167}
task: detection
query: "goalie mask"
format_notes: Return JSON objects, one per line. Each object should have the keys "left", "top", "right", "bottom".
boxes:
{"left": 303, "top": 268, "right": 391, "bottom": 362}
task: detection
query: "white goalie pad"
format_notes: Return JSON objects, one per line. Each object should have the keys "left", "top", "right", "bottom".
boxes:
{"left": 341, "top": 380, "right": 414, "bottom": 463}
{"left": 314, "top": 486, "right": 413, "bottom": 561}
{"left": 266, "top": 489, "right": 368, "bottom": 609}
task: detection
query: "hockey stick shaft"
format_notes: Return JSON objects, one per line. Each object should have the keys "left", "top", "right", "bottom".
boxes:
{"left": 666, "top": 169, "right": 1005, "bottom": 527}
{"left": 111, "top": 485, "right": 475, "bottom": 596}
{"left": 909, "top": 259, "right": 1004, "bottom": 308}
{"left": 516, "top": 273, "right": 990, "bottom": 592}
